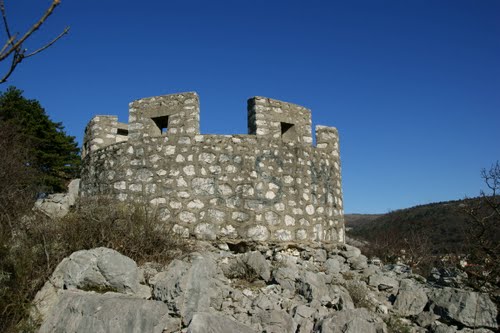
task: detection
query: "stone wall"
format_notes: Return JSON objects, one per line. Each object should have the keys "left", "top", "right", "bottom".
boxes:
{"left": 80, "top": 92, "right": 345, "bottom": 243}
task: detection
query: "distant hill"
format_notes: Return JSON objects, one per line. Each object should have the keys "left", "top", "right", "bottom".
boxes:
{"left": 347, "top": 197, "right": 498, "bottom": 255}
{"left": 344, "top": 214, "right": 382, "bottom": 229}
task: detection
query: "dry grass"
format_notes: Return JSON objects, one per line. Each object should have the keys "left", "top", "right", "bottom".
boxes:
{"left": 0, "top": 197, "right": 192, "bottom": 333}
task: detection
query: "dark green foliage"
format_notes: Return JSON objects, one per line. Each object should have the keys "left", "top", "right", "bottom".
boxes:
{"left": 0, "top": 86, "right": 80, "bottom": 192}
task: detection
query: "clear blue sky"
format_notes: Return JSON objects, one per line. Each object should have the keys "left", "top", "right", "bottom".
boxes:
{"left": 4, "top": 0, "right": 500, "bottom": 213}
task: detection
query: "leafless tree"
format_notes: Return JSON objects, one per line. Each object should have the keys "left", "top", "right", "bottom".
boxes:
{"left": 462, "top": 161, "right": 500, "bottom": 291}
{"left": 0, "top": 0, "right": 69, "bottom": 83}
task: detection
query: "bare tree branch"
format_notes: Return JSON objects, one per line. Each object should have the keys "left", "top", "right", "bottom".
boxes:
{"left": 0, "top": 49, "right": 20, "bottom": 83}
{"left": 0, "top": 0, "right": 69, "bottom": 83}
{"left": 462, "top": 161, "right": 500, "bottom": 291}
{"left": 25, "top": 26, "right": 69, "bottom": 58}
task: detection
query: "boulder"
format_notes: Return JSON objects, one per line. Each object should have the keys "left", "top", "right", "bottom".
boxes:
{"left": 187, "top": 312, "right": 257, "bottom": 333}
{"left": 34, "top": 179, "right": 80, "bottom": 219}
{"left": 292, "top": 305, "right": 316, "bottom": 333}
{"left": 297, "top": 271, "right": 329, "bottom": 302}
{"left": 392, "top": 279, "right": 428, "bottom": 316}
{"left": 324, "top": 256, "right": 346, "bottom": 275}
{"left": 341, "top": 245, "right": 361, "bottom": 259}
{"left": 254, "top": 309, "right": 297, "bottom": 333}
{"left": 33, "top": 247, "right": 145, "bottom": 322}
{"left": 428, "top": 287, "right": 498, "bottom": 329}
{"left": 368, "top": 274, "right": 399, "bottom": 292}
{"left": 38, "top": 291, "right": 178, "bottom": 333}
{"left": 61, "top": 247, "right": 140, "bottom": 293}
{"left": 329, "top": 285, "right": 355, "bottom": 310}
{"left": 273, "top": 265, "right": 299, "bottom": 292}
{"left": 415, "top": 311, "right": 440, "bottom": 328}
{"left": 225, "top": 250, "right": 273, "bottom": 282}
{"left": 31, "top": 243, "right": 500, "bottom": 333}
{"left": 315, "top": 308, "right": 387, "bottom": 333}
{"left": 152, "top": 253, "right": 226, "bottom": 325}
{"left": 428, "top": 267, "right": 468, "bottom": 288}
{"left": 349, "top": 255, "right": 369, "bottom": 270}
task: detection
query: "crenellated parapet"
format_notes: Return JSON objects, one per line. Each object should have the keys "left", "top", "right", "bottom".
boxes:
{"left": 80, "top": 92, "right": 344, "bottom": 244}
{"left": 82, "top": 116, "right": 128, "bottom": 159}
{"left": 128, "top": 92, "right": 200, "bottom": 141}
{"left": 248, "top": 96, "right": 312, "bottom": 145}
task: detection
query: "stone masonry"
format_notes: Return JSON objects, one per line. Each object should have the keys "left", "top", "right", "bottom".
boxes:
{"left": 80, "top": 92, "right": 344, "bottom": 243}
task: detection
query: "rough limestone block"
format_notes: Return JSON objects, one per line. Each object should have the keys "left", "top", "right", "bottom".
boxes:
{"left": 38, "top": 291, "right": 178, "bottom": 333}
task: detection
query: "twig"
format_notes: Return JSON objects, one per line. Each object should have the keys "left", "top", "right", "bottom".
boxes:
{"left": 25, "top": 26, "right": 69, "bottom": 58}
{"left": 0, "top": 0, "right": 69, "bottom": 83}
{"left": 0, "top": 47, "right": 20, "bottom": 83}
{"left": 0, "top": 34, "right": 15, "bottom": 55}
{"left": 0, "top": 0, "right": 62, "bottom": 61}
{"left": 0, "top": 0, "right": 13, "bottom": 41}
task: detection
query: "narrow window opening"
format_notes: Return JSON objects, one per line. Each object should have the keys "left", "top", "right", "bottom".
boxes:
{"left": 281, "top": 122, "right": 294, "bottom": 135}
{"left": 152, "top": 115, "right": 169, "bottom": 135}
{"left": 117, "top": 128, "right": 128, "bottom": 136}
{"left": 281, "top": 122, "right": 297, "bottom": 141}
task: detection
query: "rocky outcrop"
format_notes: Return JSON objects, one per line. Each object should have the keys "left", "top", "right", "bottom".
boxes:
{"left": 38, "top": 291, "right": 179, "bottom": 333}
{"left": 33, "top": 242, "right": 499, "bottom": 333}
{"left": 428, "top": 288, "right": 498, "bottom": 329}
{"left": 34, "top": 179, "right": 80, "bottom": 219}
{"left": 32, "top": 247, "right": 150, "bottom": 321}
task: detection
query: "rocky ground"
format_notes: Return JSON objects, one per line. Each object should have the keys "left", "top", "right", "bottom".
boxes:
{"left": 32, "top": 241, "right": 498, "bottom": 333}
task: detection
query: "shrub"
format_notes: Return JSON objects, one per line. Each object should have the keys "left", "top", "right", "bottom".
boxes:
{"left": 0, "top": 197, "right": 191, "bottom": 333}
{"left": 343, "top": 281, "right": 373, "bottom": 310}
{"left": 58, "top": 197, "right": 191, "bottom": 265}
{"left": 384, "top": 316, "right": 412, "bottom": 333}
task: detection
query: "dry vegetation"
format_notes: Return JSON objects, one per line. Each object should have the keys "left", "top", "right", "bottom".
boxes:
{"left": 1, "top": 195, "right": 191, "bottom": 332}
{"left": 349, "top": 162, "right": 500, "bottom": 294}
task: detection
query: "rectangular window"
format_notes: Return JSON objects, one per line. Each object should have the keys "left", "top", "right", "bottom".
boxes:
{"left": 281, "top": 122, "right": 297, "bottom": 141}
{"left": 117, "top": 128, "right": 128, "bottom": 136}
{"left": 152, "top": 115, "right": 169, "bottom": 135}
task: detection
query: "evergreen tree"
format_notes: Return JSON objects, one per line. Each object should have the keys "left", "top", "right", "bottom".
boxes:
{"left": 0, "top": 87, "right": 80, "bottom": 192}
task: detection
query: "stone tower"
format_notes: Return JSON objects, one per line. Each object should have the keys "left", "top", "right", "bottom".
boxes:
{"left": 80, "top": 92, "right": 344, "bottom": 243}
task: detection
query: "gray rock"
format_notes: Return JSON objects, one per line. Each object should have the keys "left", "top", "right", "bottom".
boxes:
{"left": 415, "top": 311, "right": 440, "bottom": 328}
{"left": 431, "top": 325, "right": 496, "bottom": 333}
{"left": 329, "top": 285, "right": 355, "bottom": 310}
{"left": 187, "top": 312, "right": 257, "bottom": 333}
{"left": 293, "top": 305, "right": 316, "bottom": 333}
{"left": 62, "top": 247, "right": 140, "bottom": 294}
{"left": 428, "top": 287, "right": 498, "bottom": 329}
{"left": 297, "top": 271, "right": 329, "bottom": 302}
{"left": 349, "top": 254, "right": 369, "bottom": 270}
{"left": 38, "top": 291, "right": 178, "bottom": 333}
{"left": 393, "top": 280, "right": 428, "bottom": 316}
{"left": 430, "top": 322, "right": 459, "bottom": 333}
{"left": 368, "top": 274, "right": 399, "bottom": 292}
{"left": 32, "top": 247, "right": 144, "bottom": 323}
{"left": 151, "top": 259, "right": 190, "bottom": 312}
{"left": 383, "top": 263, "right": 412, "bottom": 275}
{"left": 67, "top": 179, "right": 80, "bottom": 205}
{"left": 254, "top": 309, "right": 297, "bottom": 333}
{"left": 34, "top": 179, "right": 80, "bottom": 219}
{"left": 96, "top": 249, "right": 141, "bottom": 293}
{"left": 428, "top": 267, "right": 468, "bottom": 288}
{"left": 241, "top": 251, "right": 271, "bottom": 281}
{"left": 458, "top": 328, "right": 496, "bottom": 333}
{"left": 273, "top": 265, "right": 299, "bottom": 292}
{"left": 324, "top": 257, "right": 342, "bottom": 275}
{"left": 315, "top": 308, "right": 387, "bottom": 333}
{"left": 251, "top": 287, "right": 285, "bottom": 312}
{"left": 341, "top": 245, "right": 361, "bottom": 259}
{"left": 313, "top": 249, "right": 328, "bottom": 262}
{"left": 361, "top": 266, "right": 381, "bottom": 279}
{"left": 152, "top": 254, "right": 225, "bottom": 325}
